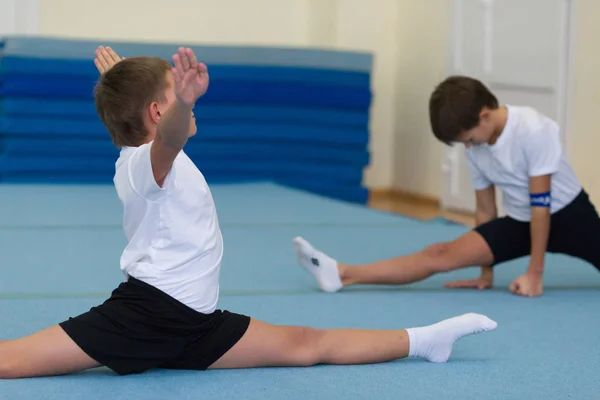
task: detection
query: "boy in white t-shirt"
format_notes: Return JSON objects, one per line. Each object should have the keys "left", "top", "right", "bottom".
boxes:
{"left": 0, "top": 49, "right": 497, "bottom": 378}
{"left": 295, "top": 75, "right": 600, "bottom": 298}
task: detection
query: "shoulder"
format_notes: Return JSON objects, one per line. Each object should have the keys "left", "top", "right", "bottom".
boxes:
{"left": 114, "top": 145, "right": 138, "bottom": 174}
{"left": 511, "top": 106, "right": 560, "bottom": 142}
{"left": 507, "top": 107, "right": 564, "bottom": 175}
{"left": 502, "top": 106, "right": 561, "bottom": 157}
{"left": 115, "top": 142, "right": 181, "bottom": 202}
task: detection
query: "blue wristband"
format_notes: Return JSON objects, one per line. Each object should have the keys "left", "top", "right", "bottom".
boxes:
{"left": 530, "top": 191, "right": 551, "bottom": 207}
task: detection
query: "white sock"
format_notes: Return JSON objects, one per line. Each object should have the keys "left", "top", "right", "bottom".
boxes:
{"left": 293, "top": 236, "right": 343, "bottom": 293}
{"left": 406, "top": 313, "right": 498, "bottom": 363}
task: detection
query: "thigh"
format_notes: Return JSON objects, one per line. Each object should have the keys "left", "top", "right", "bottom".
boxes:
{"left": 549, "top": 211, "right": 600, "bottom": 271}
{"left": 161, "top": 310, "right": 251, "bottom": 371}
{"left": 0, "top": 325, "right": 101, "bottom": 379}
{"left": 473, "top": 217, "right": 531, "bottom": 266}
{"left": 432, "top": 230, "right": 495, "bottom": 269}
{"left": 208, "top": 319, "right": 317, "bottom": 369}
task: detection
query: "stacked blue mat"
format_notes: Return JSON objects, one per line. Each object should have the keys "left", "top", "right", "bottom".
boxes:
{"left": 0, "top": 36, "right": 373, "bottom": 203}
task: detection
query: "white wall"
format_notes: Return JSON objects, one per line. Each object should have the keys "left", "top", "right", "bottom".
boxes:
{"left": 38, "top": 0, "right": 310, "bottom": 46}
{"left": 0, "top": 0, "right": 40, "bottom": 36}
{"left": 568, "top": 0, "right": 600, "bottom": 204}
{"left": 35, "top": 0, "right": 404, "bottom": 190}
{"left": 14, "top": 0, "right": 600, "bottom": 203}
{"left": 392, "top": 0, "right": 450, "bottom": 198}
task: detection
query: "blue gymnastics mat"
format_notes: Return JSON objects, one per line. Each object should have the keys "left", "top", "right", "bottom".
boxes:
{"left": 0, "top": 182, "right": 598, "bottom": 399}
{"left": 0, "top": 36, "right": 373, "bottom": 204}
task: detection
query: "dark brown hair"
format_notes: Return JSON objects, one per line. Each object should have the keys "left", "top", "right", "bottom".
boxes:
{"left": 94, "top": 56, "right": 173, "bottom": 148}
{"left": 428, "top": 76, "right": 498, "bottom": 144}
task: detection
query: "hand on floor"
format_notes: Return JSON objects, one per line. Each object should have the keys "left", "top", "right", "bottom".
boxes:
{"left": 444, "top": 277, "right": 493, "bottom": 290}
{"left": 509, "top": 272, "right": 543, "bottom": 297}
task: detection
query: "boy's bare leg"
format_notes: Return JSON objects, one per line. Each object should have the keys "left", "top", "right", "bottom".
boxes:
{"left": 0, "top": 325, "right": 101, "bottom": 379}
{"left": 209, "top": 313, "right": 497, "bottom": 369}
{"left": 293, "top": 231, "right": 494, "bottom": 292}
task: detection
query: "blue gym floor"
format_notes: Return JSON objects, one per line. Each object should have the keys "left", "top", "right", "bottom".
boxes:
{"left": 0, "top": 182, "right": 598, "bottom": 399}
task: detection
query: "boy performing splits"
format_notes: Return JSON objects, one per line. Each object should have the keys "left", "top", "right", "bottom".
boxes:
{"left": 295, "top": 76, "right": 600, "bottom": 298}
{"left": 0, "top": 49, "right": 497, "bottom": 379}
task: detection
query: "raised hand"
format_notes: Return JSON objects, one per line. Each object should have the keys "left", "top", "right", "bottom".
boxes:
{"left": 171, "top": 47, "right": 209, "bottom": 107}
{"left": 94, "top": 46, "right": 124, "bottom": 74}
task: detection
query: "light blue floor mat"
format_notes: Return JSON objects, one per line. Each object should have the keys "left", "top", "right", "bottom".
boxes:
{"left": 0, "top": 182, "right": 598, "bottom": 399}
{"left": 1, "top": 291, "right": 598, "bottom": 400}
{"left": 0, "top": 182, "right": 428, "bottom": 228}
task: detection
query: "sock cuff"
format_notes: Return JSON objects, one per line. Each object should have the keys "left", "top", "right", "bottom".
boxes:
{"left": 406, "top": 328, "right": 419, "bottom": 358}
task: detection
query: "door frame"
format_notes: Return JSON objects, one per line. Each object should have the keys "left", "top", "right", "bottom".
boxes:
{"left": 563, "top": 0, "right": 577, "bottom": 158}
{"left": 441, "top": 0, "right": 577, "bottom": 213}
{"left": 0, "top": 0, "right": 40, "bottom": 37}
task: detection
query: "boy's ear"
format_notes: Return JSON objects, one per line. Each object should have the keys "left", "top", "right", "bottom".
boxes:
{"left": 149, "top": 102, "right": 161, "bottom": 124}
{"left": 479, "top": 108, "right": 491, "bottom": 123}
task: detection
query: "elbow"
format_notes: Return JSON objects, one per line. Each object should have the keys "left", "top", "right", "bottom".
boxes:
{"left": 531, "top": 206, "right": 551, "bottom": 219}
{"left": 475, "top": 204, "right": 497, "bottom": 220}
{"left": 475, "top": 209, "right": 496, "bottom": 225}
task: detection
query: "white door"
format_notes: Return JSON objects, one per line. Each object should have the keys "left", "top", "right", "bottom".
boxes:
{"left": 441, "top": 0, "right": 574, "bottom": 214}
{"left": 0, "top": 0, "right": 40, "bottom": 36}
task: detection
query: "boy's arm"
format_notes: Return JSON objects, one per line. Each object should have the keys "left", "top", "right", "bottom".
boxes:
{"left": 444, "top": 185, "right": 496, "bottom": 289}
{"left": 445, "top": 151, "right": 496, "bottom": 289}
{"left": 125, "top": 48, "right": 209, "bottom": 200}
{"left": 474, "top": 185, "right": 497, "bottom": 280}
{"left": 528, "top": 174, "right": 552, "bottom": 274}
{"left": 151, "top": 100, "right": 195, "bottom": 187}
{"left": 151, "top": 48, "right": 209, "bottom": 187}
{"left": 509, "top": 120, "right": 561, "bottom": 297}
{"left": 508, "top": 174, "right": 551, "bottom": 297}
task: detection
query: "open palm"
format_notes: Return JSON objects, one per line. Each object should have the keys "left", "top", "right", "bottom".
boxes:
{"left": 172, "top": 47, "right": 210, "bottom": 106}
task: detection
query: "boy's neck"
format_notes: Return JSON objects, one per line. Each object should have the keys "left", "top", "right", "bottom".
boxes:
{"left": 488, "top": 105, "right": 508, "bottom": 145}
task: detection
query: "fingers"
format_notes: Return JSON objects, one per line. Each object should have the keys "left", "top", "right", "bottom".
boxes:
{"left": 172, "top": 53, "right": 184, "bottom": 83}
{"left": 95, "top": 46, "right": 122, "bottom": 74}
{"left": 94, "top": 58, "right": 105, "bottom": 74}
{"left": 175, "top": 47, "right": 203, "bottom": 71}
{"left": 444, "top": 279, "right": 478, "bottom": 289}
{"left": 178, "top": 47, "right": 191, "bottom": 71}
{"left": 105, "top": 47, "right": 121, "bottom": 63}
{"left": 172, "top": 47, "right": 194, "bottom": 77}
{"left": 171, "top": 47, "right": 208, "bottom": 97}
{"left": 95, "top": 48, "right": 109, "bottom": 73}
{"left": 509, "top": 282, "right": 526, "bottom": 296}
{"left": 197, "top": 62, "right": 208, "bottom": 74}
{"left": 186, "top": 48, "right": 199, "bottom": 69}
{"left": 444, "top": 280, "right": 465, "bottom": 288}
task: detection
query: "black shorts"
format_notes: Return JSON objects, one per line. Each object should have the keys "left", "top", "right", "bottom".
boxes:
{"left": 475, "top": 189, "right": 600, "bottom": 270}
{"left": 59, "top": 276, "right": 251, "bottom": 375}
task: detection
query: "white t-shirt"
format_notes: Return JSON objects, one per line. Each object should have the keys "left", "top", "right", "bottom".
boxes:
{"left": 465, "top": 105, "right": 581, "bottom": 222}
{"left": 112, "top": 142, "right": 223, "bottom": 314}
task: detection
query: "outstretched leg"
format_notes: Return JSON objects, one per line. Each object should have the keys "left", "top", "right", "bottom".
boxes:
{"left": 293, "top": 231, "right": 494, "bottom": 292}
{"left": 209, "top": 313, "right": 497, "bottom": 369}
{"left": 0, "top": 325, "right": 101, "bottom": 379}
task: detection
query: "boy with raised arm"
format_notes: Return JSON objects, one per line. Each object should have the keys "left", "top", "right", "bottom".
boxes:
{"left": 0, "top": 48, "right": 497, "bottom": 379}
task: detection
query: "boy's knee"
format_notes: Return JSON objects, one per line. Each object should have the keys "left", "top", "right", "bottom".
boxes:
{"left": 287, "top": 327, "right": 323, "bottom": 367}
{"left": 423, "top": 242, "right": 456, "bottom": 272}
{"left": 424, "top": 242, "right": 449, "bottom": 257}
